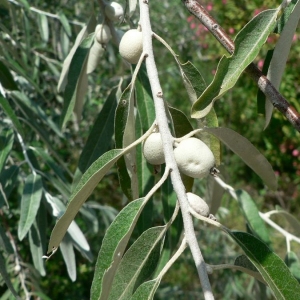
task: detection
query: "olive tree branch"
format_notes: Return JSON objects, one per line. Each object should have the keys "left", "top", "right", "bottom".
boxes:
{"left": 182, "top": 0, "right": 300, "bottom": 132}
{"left": 139, "top": 1, "right": 214, "bottom": 299}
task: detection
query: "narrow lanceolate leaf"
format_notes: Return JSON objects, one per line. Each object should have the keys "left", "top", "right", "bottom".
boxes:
{"left": 226, "top": 231, "right": 300, "bottom": 300}
{"left": 60, "top": 33, "right": 94, "bottom": 129}
{"left": 108, "top": 226, "right": 166, "bottom": 300}
{"left": 236, "top": 190, "right": 271, "bottom": 245}
{"left": 48, "top": 149, "right": 125, "bottom": 252}
{"left": 0, "top": 96, "right": 24, "bottom": 137}
{"left": 0, "top": 128, "right": 14, "bottom": 173}
{"left": 285, "top": 251, "right": 300, "bottom": 282}
{"left": 264, "top": 0, "right": 300, "bottom": 129}
{"left": 204, "top": 127, "right": 277, "bottom": 190}
{"left": 191, "top": 8, "right": 280, "bottom": 118}
{"left": 115, "top": 85, "right": 135, "bottom": 200}
{"left": 57, "top": 11, "right": 72, "bottom": 37}
{"left": 90, "top": 198, "right": 145, "bottom": 300}
{"left": 128, "top": 0, "right": 138, "bottom": 17}
{"left": 37, "top": 13, "right": 49, "bottom": 43}
{"left": 60, "top": 234, "right": 76, "bottom": 282}
{"left": 18, "top": 174, "right": 43, "bottom": 241}
{"left": 0, "top": 166, "right": 19, "bottom": 208}
{"left": 29, "top": 220, "right": 46, "bottom": 276}
{"left": 57, "top": 15, "right": 96, "bottom": 92}
{"left": 0, "top": 224, "right": 13, "bottom": 254}
{"left": 180, "top": 61, "right": 206, "bottom": 104}
{"left": 273, "top": 206, "right": 300, "bottom": 236}
{"left": 0, "top": 252, "right": 20, "bottom": 300}
{"left": 75, "top": 87, "right": 117, "bottom": 183}
{"left": 130, "top": 279, "right": 161, "bottom": 300}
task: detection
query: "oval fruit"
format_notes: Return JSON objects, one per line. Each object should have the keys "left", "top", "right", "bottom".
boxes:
{"left": 174, "top": 138, "right": 215, "bottom": 178}
{"left": 119, "top": 29, "right": 143, "bottom": 64}
{"left": 105, "top": 2, "right": 124, "bottom": 22}
{"left": 187, "top": 192, "right": 209, "bottom": 217}
{"left": 143, "top": 132, "right": 165, "bottom": 165}
{"left": 95, "top": 24, "right": 112, "bottom": 44}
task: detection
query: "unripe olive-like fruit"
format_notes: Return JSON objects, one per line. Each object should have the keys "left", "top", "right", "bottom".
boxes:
{"left": 174, "top": 138, "right": 215, "bottom": 178}
{"left": 143, "top": 132, "right": 165, "bottom": 165}
{"left": 105, "top": 2, "right": 124, "bottom": 22}
{"left": 95, "top": 24, "right": 112, "bottom": 44}
{"left": 119, "top": 29, "right": 143, "bottom": 64}
{"left": 187, "top": 192, "right": 210, "bottom": 217}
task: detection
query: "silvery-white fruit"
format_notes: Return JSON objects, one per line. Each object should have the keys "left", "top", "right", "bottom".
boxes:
{"left": 119, "top": 29, "right": 143, "bottom": 64}
{"left": 174, "top": 138, "right": 215, "bottom": 178}
{"left": 105, "top": 2, "right": 124, "bottom": 22}
{"left": 143, "top": 132, "right": 165, "bottom": 165}
{"left": 187, "top": 192, "right": 209, "bottom": 217}
{"left": 95, "top": 24, "right": 112, "bottom": 44}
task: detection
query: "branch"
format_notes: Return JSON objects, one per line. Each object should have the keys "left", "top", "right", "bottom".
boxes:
{"left": 139, "top": 1, "right": 214, "bottom": 299}
{"left": 182, "top": 0, "right": 300, "bottom": 132}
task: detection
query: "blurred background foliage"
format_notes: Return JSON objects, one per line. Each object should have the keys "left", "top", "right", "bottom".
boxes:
{"left": 0, "top": 0, "right": 299, "bottom": 299}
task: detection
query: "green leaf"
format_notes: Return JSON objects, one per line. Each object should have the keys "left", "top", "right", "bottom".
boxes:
{"left": 273, "top": 206, "right": 300, "bottom": 236}
{"left": 108, "top": 226, "right": 166, "bottom": 300}
{"left": 227, "top": 230, "right": 300, "bottom": 299}
{"left": 0, "top": 128, "right": 14, "bottom": 174}
{"left": 60, "top": 234, "right": 76, "bottom": 282}
{"left": 57, "top": 11, "right": 72, "bottom": 37}
{"left": 285, "top": 251, "right": 300, "bottom": 282}
{"left": 234, "top": 254, "right": 258, "bottom": 272}
{"left": 264, "top": 1, "right": 300, "bottom": 129}
{"left": 29, "top": 220, "right": 46, "bottom": 276}
{"left": 275, "top": 0, "right": 299, "bottom": 34}
{"left": 236, "top": 189, "right": 271, "bottom": 245}
{"left": 57, "top": 15, "right": 96, "bottom": 92}
{"left": 0, "top": 61, "right": 18, "bottom": 90}
{"left": 0, "top": 166, "right": 19, "bottom": 208}
{"left": 90, "top": 198, "right": 146, "bottom": 300}
{"left": 0, "top": 252, "right": 20, "bottom": 300}
{"left": 130, "top": 279, "right": 161, "bottom": 300}
{"left": 180, "top": 61, "right": 206, "bottom": 103}
{"left": 48, "top": 149, "right": 126, "bottom": 252}
{"left": 0, "top": 96, "right": 24, "bottom": 137}
{"left": 77, "top": 88, "right": 117, "bottom": 180}
{"left": 0, "top": 224, "right": 13, "bottom": 254}
{"left": 191, "top": 8, "right": 280, "bottom": 118}
{"left": 37, "top": 13, "right": 49, "bottom": 43}
{"left": 204, "top": 127, "right": 277, "bottom": 190}
{"left": 60, "top": 33, "right": 94, "bottom": 128}
{"left": 18, "top": 174, "right": 43, "bottom": 240}
{"left": 115, "top": 84, "right": 135, "bottom": 200}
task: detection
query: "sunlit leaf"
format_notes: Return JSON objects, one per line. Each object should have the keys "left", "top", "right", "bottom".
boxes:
{"left": 37, "top": 13, "right": 49, "bottom": 43}
{"left": 131, "top": 278, "right": 161, "bottom": 300}
{"left": 108, "top": 226, "right": 166, "bottom": 300}
{"left": 60, "top": 33, "right": 94, "bottom": 128}
{"left": 57, "top": 11, "right": 72, "bottom": 37}
{"left": 86, "top": 41, "right": 104, "bottom": 74}
{"left": 226, "top": 230, "right": 300, "bottom": 299}
{"left": 204, "top": 127, "right": 277, "bottom": 190}
{"left": 128, "top": 0, "right": 138, "bottom": 17}
{"left": 60, "top": 234, "right": 76, "bottom": 282}
{"left": 48, "top": 149, "right": 126, "bottom": 252}
{"left": 236, "top": 189, "right": 271, "bottom": 245}
{"left": 90, "top": 198, "right": 146, "bottom": 300}
{"left": 192, "top": 8, "right": 280, "bottom": 118}
{"left": 18, "top": 174, "right": 43, "bottom": 241}
{"left": 57, "top": 15, "right": 96, "bottom": 93}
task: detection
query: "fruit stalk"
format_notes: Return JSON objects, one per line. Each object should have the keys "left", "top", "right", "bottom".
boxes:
{"left": 139, "top": 1, "right": 214, "bottom": 299}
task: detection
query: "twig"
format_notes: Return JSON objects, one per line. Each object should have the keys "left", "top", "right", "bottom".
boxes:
{"left": 139, "top": 1, "right": 214, "bottom": 299}
{"left": 182, "top": 0, "right": 300, "bottom": 132}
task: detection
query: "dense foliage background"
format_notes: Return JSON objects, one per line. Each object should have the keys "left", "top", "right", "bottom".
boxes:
{"left": 0, "top": 0, "right": 300, "bottom": 299}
